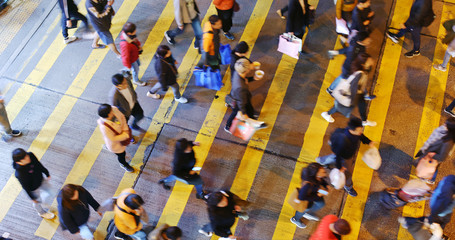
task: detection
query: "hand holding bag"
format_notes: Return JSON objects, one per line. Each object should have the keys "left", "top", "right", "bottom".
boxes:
{"left": 362, "top": 147, "right": 382, "bottom": 170}
{"left": 329, "top": 168, "right": 346, "bottom": 189}
{"left": 219, "top": 44, "right": 231, "bottom": 65}
{"left": 278, "top": 33, "right": 302, "bottom": 59}
{"left": 194, "top": 67, "right": 222, "bottom": 90}
{"left": 287, "top": 187, "right": 309, "bottom": 212}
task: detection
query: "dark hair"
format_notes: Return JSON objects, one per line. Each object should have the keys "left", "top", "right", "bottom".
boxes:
{"left": 233, "top": 41, "right": 249, "bottom": 54}
{"left": 175, "top": 138, "right": 190, "bottom": 152}
{"left": 207, "top": 192, "right": 224, "bottom": 206}
{"left": 165, "top": 226, "right": 182, "bottom": 240}
{"left": 358, "top": 0, "right": 369, "bottom": 3}
{"left": 124, "top": 194, "right": 144, "bottom": 210}
{"left": 122, "top": 22, "right": 136, "bottom": 33}
{"left": 444, "top": 118, "right": 455, "bottom": 142}
{"left": 301, "top": 162, "right": 323, "bottom": 184}
{"left": 209, "top": 15, "right": 220, "bottom": 25}
{"left": 12, "top": 148, "right": 27, "bottom": 162}
{"left": 334, "top": 218, "right": 351, "bottom": 235}
{"left": 61, "top": 184, "right": 80, "bottom": 211}
{"left": 356, "top": 31, "right": 370, "bottom": 42}
{"left": 98, "top": 104, "right": 112, "bottom": 118}
{"left": 157, "top": 45, "right": 170, "bottom": 57}
{"left": 112, "top": 74, "right": 125, "bottom": 86}
{"left": 348, "top": 117, "right": 363, "bottom": 130}
{"left": 351, "top": 52, "right": 370, "bottom": 73}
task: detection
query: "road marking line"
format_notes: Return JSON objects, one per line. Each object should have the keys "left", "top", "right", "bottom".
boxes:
{"left": 271, "top": 37, "right": 344, "bottom": 239}
{"left": 396, "top": 4, "right": 453, "bottom": 239}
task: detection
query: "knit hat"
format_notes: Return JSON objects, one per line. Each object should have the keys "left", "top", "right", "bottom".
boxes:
{"left": 234, "top": 41, "right": 249, "bottom": 54}
{"left": 334, "top": 219, "right": 351, "bottom": 235}
{"left": 234, "top": 58, "right": 251, "bottom": 75}
{"left": 348, "top": 117, "right": 363, "bottom": 130}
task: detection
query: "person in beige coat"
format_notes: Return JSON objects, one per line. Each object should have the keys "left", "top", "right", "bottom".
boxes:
{"left": 164, "top": 0, "right": 202, "bottom": 49}
{"left": 97, "top": 104, "right": 134, "bottom": 172}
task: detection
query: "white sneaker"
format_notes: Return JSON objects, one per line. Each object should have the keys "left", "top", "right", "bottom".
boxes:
{"left": 198, "top": 229, "right": 212, "bottom": 237}
{"left": 433, "top": 64, "right": 447, "bottom": 72}
{"left": 362, "top": 120, "right": 377, "bottom": 127}
{"left": 303, "top": 213, "right": 320, "bottom": 221}
{"left": 39, "top": 212, "right": 55, "bottom": 219}
{"left": 175, "top": 97, "right": 188, "bottom": 103}
{"left": 321, "top": 112, "right": 335, "bottom": 123}
{"left": 133, "top": 81, "right": 146, "bottom": 86}
{"left": 398, "top": 217, "right": 408, "bottom": 229}
{"left": 146, "top": 92, "right": 160, "bottom": 99}
{"left": 64, "top": 36, "right": 77, "bottom": 44}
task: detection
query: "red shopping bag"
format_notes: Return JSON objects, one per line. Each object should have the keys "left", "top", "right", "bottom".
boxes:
{"left": 230, "top": 118, "right": 257, "bottom": 141}
{"left": 277, "top": 33, "right": 302, "bottom": 59}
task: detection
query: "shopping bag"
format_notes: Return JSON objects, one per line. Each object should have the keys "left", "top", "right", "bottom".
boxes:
{"left": 220, "top": 44, "right": 231, "bottom": 65}
{"left": 416, "top": 153, "right": 438, "bottom": 179}
{"left": 335, "top": 18, "right": 349, "bottom": 35}
{"left": 287, "top": 188, "right": 308, "bottom": 212}
{"left": 277, "top": 33, "right": 302, "bottom": 59}
{"left": 230, "top": 117, "right": 257, "bottom": 141}
{"left": 194, "top": 67, "right": 222, "bottom": 90}
{"left": 329, "top": 168, "right": 346, "bottom": 190}
{"left": 362, "top": 147, "right": 382, "bottom": 170}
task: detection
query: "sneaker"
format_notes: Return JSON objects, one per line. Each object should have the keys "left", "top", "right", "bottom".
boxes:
{"left": 321, "top": 112, "right": 335, "bottom": 123}
{"left": 276, "top": 9, "right": 286, "bottom": 19}
{"left": 196, "top": 191, "right": 207, "bottom": 200}
{"left": 362, "top": 120, "right": 377, "bottom": 127}
{"left": 326, "top": 88, "right": 333, "bottom": 96}
{"left": 256, "top": 123, "right": 268, "bottom": 129}
{"left": 290, "top": 217, "right": 307, "bottom": 229}
{"left": 223, "top": 32, "right": 235, "bottom": 40}
{"left": 158, "top": 179, "right": 171, "bottom": 190}
{"left": 194, "top": 42, "right": 200, "bottom": 49}
{"left": 39, "top": 212, "right": 55, "bottom": 219}
{"left": 224, "top": 126, "right": 232, "bottom": 134}
{"left": 175, "top": 97, "right": 188, "bottom": 103}
{"left": 198, "top": 229, "right": 213, "bottom": 237}
{"left": 328, "top": 50, "right": 339, "bottom": 59}
{"left": 404, "top": 50, "right": 420, "bottom": 58}
{"left": 164, "top": 31, "right": 175, "bottom": 45}
{"left": 119, "top": 163, "right": 134, "bottom": 173}
{"left": 147, "top": 92, "right": 161, "bottom": 99}
{"left": 344, "top": 186, "right": 358, "bottom": 197}
{"left": 433, "top": 64, "right": 447, "bottom": 72}
{"left": 133, "top": 80, "right": 146, "bottom": 86}
{"left": 7, "top": 130, "right": 22, "bottom": 137}
{"left": 64, "top": 36, "right": 77, "bottom": 44}
{"left": 444, "top": 108, "right": 455, "bottom": 117}
{"left": 386, "top": 31, "right": 399, "bottom": 43}
{"left": 303, "top": 213, "right": 320, "bottom": 221}
{"left": 364, "top": 94, "right": 376, "bottom": 101}
{"left": 114, "top": 230, "right": 127, "bottom": 240}
{"left": 398, "top": 217, "right": 408, "bottom": 229}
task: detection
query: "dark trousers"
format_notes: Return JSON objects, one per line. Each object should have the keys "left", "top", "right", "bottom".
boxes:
{"left": 447, "top": 99, "right": 455, "bottom": 111}
{"left": 281, "top": 5, "right": 288, "bottom": 14}
{"left": 115, "top": 151, "right": 129, "bottom": 167}
{"left": 126, "top": 102, "right": 144, "bottom": 129}
{"left": 396, "top": 25, "right": 422, "bottom": 51}
{"left": 167, "top": 16, "right": 202, "bottom": 49}
{"left": 61, "top": 11, "right": 88, "bottom": 38}
{"left": 226, "top": 102, "right": 255, "bottom": 128}
{"left": 216, "top": 7, "right": 234, "bottom": 33}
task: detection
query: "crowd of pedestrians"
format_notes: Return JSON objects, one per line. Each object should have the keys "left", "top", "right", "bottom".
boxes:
{"left": 2, "top": 0, "right": 455, "bottom": 239}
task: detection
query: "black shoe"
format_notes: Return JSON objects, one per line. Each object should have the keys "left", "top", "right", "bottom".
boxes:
{"left": 164, "top": 31, "right": 175, "bottom": 45}
{"left": 404, "top": 50, "right": 420, "bottom": 58}
{"left": 120, "top": 163, "right": 134, "bottom": 173}
{"left": 114, "top": 230, "right": 127, "bottom": 240}
{"left": 445, "top": 108, "right": 455, "bottom": 117}
{"left": 344, "top": 186, "right": 358, "bottom": 197}
{"left": 386, "top": 31, "right": 399, "bottom": 43}
{"left": 158, "top": 179, "right": 171, "bottom": 190}
{"left": 7, "top": 130, "right": 22, "bottom": 137}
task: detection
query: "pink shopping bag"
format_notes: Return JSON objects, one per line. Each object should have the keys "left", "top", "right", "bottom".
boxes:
{"left": 277, "top": 34, "right": 302, "bottom": 59}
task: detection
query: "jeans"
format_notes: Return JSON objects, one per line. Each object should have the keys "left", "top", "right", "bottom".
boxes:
{"left": 160, "top": 175, "right": 204, "bottom": 195}
{"left": 127, "top": 102, "right": 144, "bottom": 130}
{"left": 216, "top": 8, "right": 234, "bottom": 33}
{"left": 149, "top": 82, "right": 181, "bottom": 99}
{"left": 130, "top": 59, "right": 141, "bottom": 83}
{"left": 328, "top": 95, "right": 367, "bottom": 121}
{"left": 61, "top": 10, "right": 88, "bottom": 38}
{"left": 293, "top": 200, "right": 325, "bottom": 221}
{"left": 395, "top": 25, "right": 422, "bottom": 52}
{"left": 128, "top": 230, "right": 147, "bottom": 240}
{"left": 226, "top": 102, "right": 255, "bottom": 129}
{"left": 447, "top": 99, "right": 455, "bottom": 111}
{"left": 442, "top": 49, "right": 452, "bottom": 68}
{"left": 0, "top": 100, "right": 12, "bottom": 134}
{"left": 167, "top": 16, "right": 203, "bottom": 48}
{"left": 115, "top": 151, "right": 129, "bottom": 168}
{"left": 31, "top": 180, "right": 53, "bottom": 215}
{"left": 328, "top": 75, "right": 343, "bottom": 91}
{"left": 78, "top": 224, "right": 93, "bottom": 240}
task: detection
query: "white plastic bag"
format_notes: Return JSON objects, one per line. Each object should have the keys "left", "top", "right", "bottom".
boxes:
{"left": 362, "top": 147, "right": 382, "bottom": 170}
{"left": 329, "top": 168, "right": 346, "bottom": 190}
{"left": 336, "top": 18, "right": 350, "bottom": 36}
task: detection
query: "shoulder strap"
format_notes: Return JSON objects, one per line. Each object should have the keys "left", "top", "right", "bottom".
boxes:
{"left": 103, "top": 122, "right": 121, "bottom": 135}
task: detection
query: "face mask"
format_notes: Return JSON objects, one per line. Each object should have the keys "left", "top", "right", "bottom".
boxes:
{"left": 127, "top": 34, "right": 137, "bottom": 39}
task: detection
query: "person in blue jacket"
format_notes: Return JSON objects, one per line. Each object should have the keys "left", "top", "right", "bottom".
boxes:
{"left": 58, "top": 184, "right": 101, "bottom": 240}
{"left": 429, "top": 175, "right": 455, "bottom": 229}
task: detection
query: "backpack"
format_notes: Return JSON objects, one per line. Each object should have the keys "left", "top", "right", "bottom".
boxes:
{"left": 332, "top": 71, "right": 362, "bottom": 107}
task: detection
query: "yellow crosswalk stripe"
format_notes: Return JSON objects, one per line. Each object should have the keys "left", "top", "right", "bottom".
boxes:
{"left": 272, "top": 38, "right": 344, "bottom": 239}
{"left": 154, "top": 0, "right": 273, "bottom": 229}
{"left": 0, "top": 0, "right": 137, "bottom": 226}
{"left": 94, "top": 4, "right": 218, "bottom": 238}
{"left": 396, "top": 4, "right": 453, "bottom": 239}
{"left": 340, "top": 0, "right": 414, "bottom": 238}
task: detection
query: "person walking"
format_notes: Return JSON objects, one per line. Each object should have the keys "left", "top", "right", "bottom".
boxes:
{"left": 147, "top": 45, "right": 188, "bottom": 103}
{"left": 290, "top": 163, "right": 329, "bottom": 229}
{"left": 0, "top": 93, "right": 21, "bottom": 141}
{"left": 213, "top": 0, "right": 235, "bottom": 40}
{"left": 120, "top": 22, "right": 146, "bottom": 86}
{"left": 386, "top": 0, "right": 435, "bottom": 58}
{"left": 309, "top": 215, "right": 351, "bottom": 239}
{"left": 165, "top": 0, "right": 202, "bottom": 49}
{"left": 97, "top": 104, "right": 135, "bottom": 172}
{"left": 148, "top": 224, "right": 182, "bottom": 240}
{"left": 335, "top": 0, "right": 357, "bottom": 45}
{"left": 200, "top": 15, "right": 223, "bottom": 70}
{"left": 114, "top": 188, "right": 148, "bottom": 240}
{"left": 58, "top": 184, "right": 101, "bottom": 240}
{"left": 198, "top": 190, "right": 249, "bottom": 238}
{"left": 322, "top": 52, "right": 377, "bottom": 126}
{"left": 110, "top": 73, "right": 145, "bottom": 132}
{"left": 350, "top": 0, "right": 374, "bottom": 35}
{"left": 286, "top": 0, "right": 314, "bottom": 52}
{"left": 434, "top": 19, "right": 455, "bottom": 73}
{"left": 58, "top": 0, "right": 89, "bottom": 44}
{"left": 158, "top": 138, "right": 207, "bottom": 199}
{"left": 12, "top": 148, "right": 54, "bottom": 219}
{"left": 316, "top": 117, "right": 375, "bottom": 197}
{"left": 86, "top": 0, "right": 121, "bottom": 57}
{"left": 429, "top": 175, "right": 455, "bottom": 230}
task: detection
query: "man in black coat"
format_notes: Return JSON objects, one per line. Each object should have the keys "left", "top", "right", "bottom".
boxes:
{"left": 386, "top": 0, "right": 435, "bottom": 58}
{"left": 12, "top": 148, "right": 55, "bottom": 219}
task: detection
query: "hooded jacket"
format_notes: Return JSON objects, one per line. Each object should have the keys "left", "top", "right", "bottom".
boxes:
{"left": 13, "top": 152, "right": 50, "bottom": 200}
{"left": 58, "top": 186, "right": 100, "bottom": 234}
{"left": 114, "top": 188, "right": 143, "bottom": 235}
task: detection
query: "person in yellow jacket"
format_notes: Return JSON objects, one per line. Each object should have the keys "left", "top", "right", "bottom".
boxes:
{"left": 114, "top": 188, "right": 147, "bottom": 240}
{"left": 199, "top": 15, "right": 222, "bottom": 70}
{"left": 335, "top": 0, "right": 357, "bottom": 45}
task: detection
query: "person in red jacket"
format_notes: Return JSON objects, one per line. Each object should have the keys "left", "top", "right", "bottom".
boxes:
{"left": 213, "top": 0, "right": 235, "bottom": 40}
{"left": 309, "top": 215, "right": 351, "bottom": 240}
{"left": 120, "top": 22, "right": 146, "bottom": 86}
